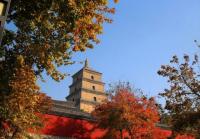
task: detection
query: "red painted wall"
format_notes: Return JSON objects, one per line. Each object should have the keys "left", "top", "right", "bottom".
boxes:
{"left": 35, "top": 114, "right": 193, "bottom": 139}
{"left": 38, "top": 114, "right": 106, "bottom": 139}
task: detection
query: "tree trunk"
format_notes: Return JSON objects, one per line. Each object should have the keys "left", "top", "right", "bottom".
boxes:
{"left": 120, "top": 129, "right": 123, "bottom": 139}
{"left": 128, "top": 128, "right": 133, "bottom": 139}
{"left": 168, "top": 131, "right": 176, "bottom": 139}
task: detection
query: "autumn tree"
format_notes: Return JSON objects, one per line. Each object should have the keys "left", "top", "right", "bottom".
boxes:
{"left": 158, "top": 54, "right": 200, "bottom": 138}
{"left": 3, "top": 0, "right": 119, "bottom": 80}
{"left": 0, "top": 0, "right": 119, "bottom": 138}
{"left": 0, "top": 58, "right": 52, "bottom": 138}
{"left": 92, "top": 84, "right": 160, "bottom": 139}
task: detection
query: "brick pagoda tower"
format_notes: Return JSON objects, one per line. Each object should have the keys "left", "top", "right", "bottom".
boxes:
{"left": 66, "top": 59, "right": 107, "bottom": 113}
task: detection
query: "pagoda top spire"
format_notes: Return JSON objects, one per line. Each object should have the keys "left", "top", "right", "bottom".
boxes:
{"left": 84, "top": 58, "right": 89, "bottom": 68}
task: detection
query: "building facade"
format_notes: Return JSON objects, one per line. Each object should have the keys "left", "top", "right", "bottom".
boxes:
{"left": 66, "top": 59, "right": 107, "bottom": 113}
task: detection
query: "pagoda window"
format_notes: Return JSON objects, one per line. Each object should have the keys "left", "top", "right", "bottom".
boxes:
{"left": 92, "top": 86, "right": 95, "bottom": 90}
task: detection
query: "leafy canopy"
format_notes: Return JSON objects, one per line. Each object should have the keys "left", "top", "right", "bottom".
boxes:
{"left": 0, "top": 0, "right": 119, "bottom": 138}
{"left": 4, "top": 0, "right": 118, "bottom": 81}
{"left": 158, "top": 54, "right": 200, "bottom": 138}
{"left": 0, "top": 62, "right": 52, "bottom": 138}
{"left": 92, "top": 84, "right": 160, "bottom": 139}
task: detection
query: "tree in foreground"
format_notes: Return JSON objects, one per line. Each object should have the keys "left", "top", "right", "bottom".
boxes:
{"left": 0, "top": 58, "right": 52, "bottom": 138}
{"left": 3, "top": 0, "right": 119, "bottom": 80}
{"left": 158, "top": 54, "right": 200, "bottom": 138}
{"left": 0, "top": 0, "right": 119, "bottom": 138}
{"left": 92, "top": 84, "right": 160, "bottom": 139}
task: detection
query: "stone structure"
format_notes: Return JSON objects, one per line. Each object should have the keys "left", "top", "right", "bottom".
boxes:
{"left": 66, "top": 59, "right": 107, "bottom": 113}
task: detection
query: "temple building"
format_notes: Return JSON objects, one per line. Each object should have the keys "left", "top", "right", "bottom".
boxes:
{"left": 29, "top": 60, "right": 109, "bottom": 138}
{"left": 66, "top": 59, "right": 107, "bottom": 113}
{"left": 30, "top": 59, "right": 111, "bottom": 138}
{"left": 50, "top": 59, "right": 107, "bottom": 119}
{"left": 30, "top": 59, "right": 176, "bottom": 139}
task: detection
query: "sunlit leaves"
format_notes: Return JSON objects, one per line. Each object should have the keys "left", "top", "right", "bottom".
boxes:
{"left": 4, "top": 0, "right": 119, "bottom": 81}
{"left": 92, "top": 85, "right": 159, "bottom": 139}
{"left": 0, "top": 0, "right": 119, "bottom": 138}
{"left": 0, "top": 63, "right": 52, "bottom": 138}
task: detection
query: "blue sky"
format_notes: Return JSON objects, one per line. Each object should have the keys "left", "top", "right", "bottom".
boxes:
{"left": 38, "top": 0, "right": 200, "bottom": 104}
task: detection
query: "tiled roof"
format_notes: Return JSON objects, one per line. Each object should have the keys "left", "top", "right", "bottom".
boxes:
{"left": 50, "top": 100, "right": 171, "bottom": 129}
{"left": 49, "top": 100, "right": 93, "bottom": 120}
